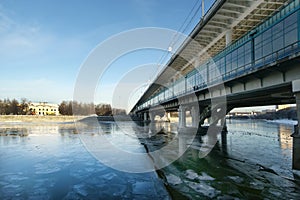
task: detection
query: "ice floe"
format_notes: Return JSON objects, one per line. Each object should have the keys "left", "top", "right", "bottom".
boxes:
{"left": 184, "top": 169, "right": 215, "bottom": 181}
{"left": 185, "top": 180, "right": 220, "bottom": 198}
{"left": 165, "top": 174, "right": 183, "bottom": 185}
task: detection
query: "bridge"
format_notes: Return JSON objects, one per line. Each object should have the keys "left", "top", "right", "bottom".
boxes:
{"left": 130, "top": 0, "right": 300, "bottom": 170}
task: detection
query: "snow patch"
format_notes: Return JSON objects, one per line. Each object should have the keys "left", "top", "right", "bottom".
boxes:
{"left": 266, "top": 119, "right": 298, "bottom": 126}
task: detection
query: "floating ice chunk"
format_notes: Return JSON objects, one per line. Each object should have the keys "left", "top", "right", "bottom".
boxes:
{"left": 166, "top": 174, "right": 182, "bottom": 185}
{"left": 102, "top": 172, "right": 118, "bottom": 181}
{"left": 73, "top": 184, "right": 88, "bottom": 197}
{"left": 185, "top": 170, "right": 215, "bottom": 181}
{"left": 186, "top": 181, "right": 220, "bottom": 198}
{"left": 3, "top": 174, "right": 28, "bottom": 182}
{"left": 185, "top": 169, "right": 199, "bottom": 180}
{"left": 198, "top": 172, "right": 215, "bottom": 181}
{"left": 249, "top": 181, "right": 264, "bottom": 190}
{"left": 2, "top": 184, "right": 24, "bottom": 197}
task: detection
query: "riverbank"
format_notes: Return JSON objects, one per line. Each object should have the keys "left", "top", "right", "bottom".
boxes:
{"left": 0, "top": 115, "right": 85, "bottom": 123}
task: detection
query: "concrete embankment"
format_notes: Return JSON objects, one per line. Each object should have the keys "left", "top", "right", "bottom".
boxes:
{"left": 0, "top": 115, "right": 85, "bottom": 123}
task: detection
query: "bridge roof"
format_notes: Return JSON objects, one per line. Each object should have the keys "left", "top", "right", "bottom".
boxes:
{"left": 133, "top": 0, "right": 289, "bottom": 110}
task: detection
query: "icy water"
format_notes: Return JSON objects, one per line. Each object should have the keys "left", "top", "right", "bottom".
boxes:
{"left": 0, "top": 121, "right": 169, "bottom": 200}
{"left": 0, "top": 119, "right": 300, "bottom": 199}
{"left": 157, "top": 119, "right": 300, "bottom": 199}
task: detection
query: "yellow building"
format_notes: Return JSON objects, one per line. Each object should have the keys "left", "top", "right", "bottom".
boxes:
{"left": 28, "top": 102, "right": 59, "bottom": 116}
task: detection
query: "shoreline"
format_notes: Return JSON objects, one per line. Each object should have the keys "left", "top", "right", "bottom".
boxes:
{"left": 0, "top": 115, "right": 85, "bottom": 123}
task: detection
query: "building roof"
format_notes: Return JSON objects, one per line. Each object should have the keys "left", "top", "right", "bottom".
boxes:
{"left": 29, "top": 102, "right": 59, "bottom": 107}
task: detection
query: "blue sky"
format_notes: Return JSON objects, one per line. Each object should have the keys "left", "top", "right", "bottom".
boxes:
{"left": 0, "top": 0, "right": 215, "bottom": 109}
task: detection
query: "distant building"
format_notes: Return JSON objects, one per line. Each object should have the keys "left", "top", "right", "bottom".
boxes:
{"left": 28, "top": 102, "right": 59, "bottom": 116}
{"left": 276, "top": 104, "right": 292, "bottom": 111}
{"left": 261, "top": 109, "right": 276, "bottom": 114}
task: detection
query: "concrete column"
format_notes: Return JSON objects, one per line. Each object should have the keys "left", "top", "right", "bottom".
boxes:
{"left": 178, "top": 105, "right": 186, "bottom": 128}
{"left": 292, "top": 80, "right": 300, "bottom": 170}
{"left": 166, "top": 112, "right": 171, "bottom": 122}
{"left": 226, "top": 29, "right": 232, "bottom": 47}
{"left": 144, "top": 112, "right": 148, "bottom": 121}
{"left": 191, "top": 106, "right": 199, "bottom": 128}
{"left": 221, "top": 118, "right": 227, "bottom": 132}
{"left": 149, "top": 112, "right": 154, "bottom": 122}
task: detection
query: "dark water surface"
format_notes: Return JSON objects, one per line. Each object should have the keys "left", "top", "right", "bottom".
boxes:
{"left": 0, "top": 119, "right": 300, "bottom": 199}
{"left": 157, "top": 119, "right": 300, "bottom": 199}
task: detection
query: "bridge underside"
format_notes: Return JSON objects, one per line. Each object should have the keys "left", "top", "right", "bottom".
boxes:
{"left": 137, "top": 56, "right": 300, "bottom": 114}
{"left": 132, "top": 0, "right": 300, "bottom": 170}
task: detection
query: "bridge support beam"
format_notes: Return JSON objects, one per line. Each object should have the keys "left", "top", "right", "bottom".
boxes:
{"left": 292, "top": 80, "right": 300, "bottom": 170}
{"left": 226, "top": 29, "right": 232, "bottom": 47}
{"left": 166, "top": 112, "right": 171, "bottom": 122}
{"left": 221, "top": 118, "right": 227, "bottom": 132}
{"left": 191, "top": 106, "right": 199, "bottom": 128}
{"left": 149, "top": 112, "right": 154, "bottom": 122}
{"left": 178, "top": 105, "right": 186, "bottom": 129}
{"left": 144, "top": 112, "right": 148, "bottom": 121}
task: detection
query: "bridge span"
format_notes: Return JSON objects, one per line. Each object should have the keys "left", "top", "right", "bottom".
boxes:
{"left": 130, "top": 0, "right": 300, "bottom": 169}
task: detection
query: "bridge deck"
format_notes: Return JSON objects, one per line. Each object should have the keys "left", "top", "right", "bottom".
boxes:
{"left": 133, "top": 0, "right": 300, "bottom": 113}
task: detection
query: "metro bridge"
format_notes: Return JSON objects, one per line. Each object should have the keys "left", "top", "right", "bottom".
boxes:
{"left": 130, "top": 0, "right": 300, "bottom": 169}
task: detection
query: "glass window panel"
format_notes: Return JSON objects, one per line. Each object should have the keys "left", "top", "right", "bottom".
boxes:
{"left": 285, "top": 29, "right": 298, "bottom": 46}
{"left": 255, "top": 34, "right": 262, "bottom": 46}
{"left": 226, "top": 53, "right": 232, "bottom": 72}
{"left": 288, "top": 12, "right": 297, "bottom": 25}
{"left": 255, "top": 47, "right": 263, "bottom": 60}
{"left": 273, "top": 36, "right": 284, "bottom": 51}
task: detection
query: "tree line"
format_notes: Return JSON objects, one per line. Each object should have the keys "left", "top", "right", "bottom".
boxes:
{"left": 58, "top": 101, "right": 126, "bottom": 116}
{"left": 0, "top": 98, "right": 126, "bottom": 116}
{"left": 0, "top": 98, "right": 29, "bottom": 115}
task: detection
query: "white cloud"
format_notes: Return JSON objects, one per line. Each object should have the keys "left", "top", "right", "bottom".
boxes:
{"left": 0, "top": 8, "right": 54, "bottom": 60}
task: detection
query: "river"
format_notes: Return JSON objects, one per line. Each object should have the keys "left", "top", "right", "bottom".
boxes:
{"left": 0, "top": 119, "right": 299, "bottom": 199}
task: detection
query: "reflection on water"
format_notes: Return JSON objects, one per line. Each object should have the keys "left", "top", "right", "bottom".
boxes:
{"left": 151, "top": 119, "right": 300, "bottom": 199}
{"left": 135, "top": 119, "right": 300, "bottom": 199}
{"left": 1, "top": 119, "right": 300, "bottom": 199}
{"left": 0, "top": 122, "right": 169, "bottom": 199}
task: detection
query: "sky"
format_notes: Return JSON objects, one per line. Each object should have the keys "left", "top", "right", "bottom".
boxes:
{"left": 0, "top": 0, "right": 216, "bottom": 111}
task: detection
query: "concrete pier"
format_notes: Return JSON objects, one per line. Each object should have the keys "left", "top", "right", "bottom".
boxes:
{"left": 178, "top": 105, "right": 186, "bottom": 129}
{"left": 292, "top": 80, "right": 300, "bottom": 170}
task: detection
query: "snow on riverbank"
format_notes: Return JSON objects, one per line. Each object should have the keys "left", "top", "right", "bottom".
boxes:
{"left": 265, "top": 119, "right": 298, "bottom": 125}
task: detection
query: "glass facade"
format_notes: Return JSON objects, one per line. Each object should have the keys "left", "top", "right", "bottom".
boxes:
{"left": 137, "top": 0, "right": 300, "bottom": 110}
